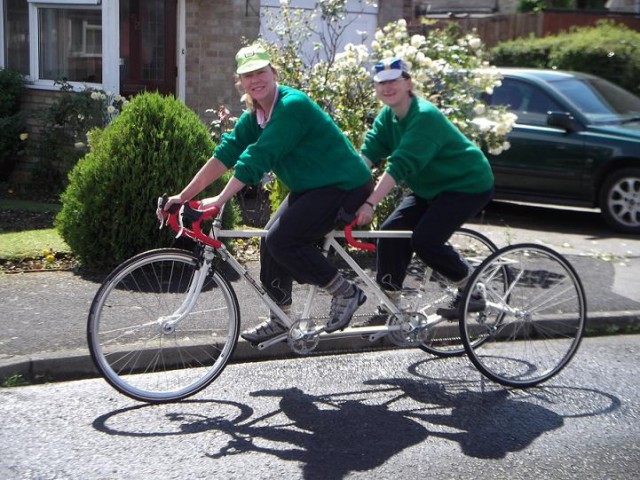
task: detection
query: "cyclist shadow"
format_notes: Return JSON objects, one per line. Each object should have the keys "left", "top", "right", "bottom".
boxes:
{"left": 201, "top": 379, "right": 565, "bottom": 476}
{"left": 91, "top": 376, "right": 619, "bottom": 478}
{"left": 205, "top": 386, "right": 426, "bottom": 478}
{"left": 365, "top": 378, "right": 564, "bottom": 459}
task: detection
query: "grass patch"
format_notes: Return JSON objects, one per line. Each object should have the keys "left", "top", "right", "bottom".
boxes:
{"left": 0, "top": 198, "right": 69, "bottom": 262}
{"left": 0, "top": 228, "right": 70, "bottom": 260}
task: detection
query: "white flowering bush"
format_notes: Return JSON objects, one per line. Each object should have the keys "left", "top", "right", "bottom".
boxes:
{"left": 370, "top": 20, "right": 516, "bottom": 156}
{"left": 258, "top": 5, "right": 515, "bottom": 217}
{"left": 89, "top": 89, "right": 129, "bottom": 126}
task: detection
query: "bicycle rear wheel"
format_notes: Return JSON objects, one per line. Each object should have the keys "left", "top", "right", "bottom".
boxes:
{"left": 460, "top": 244, "right": 586, "bottom": 388}
{"left": 88, "top": 248, "right": 240, "bottom": 403}
{"left": 402, "top": 228, "right": 498, "bottom": 357}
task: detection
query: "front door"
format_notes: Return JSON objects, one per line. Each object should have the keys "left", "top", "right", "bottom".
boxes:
{"left": 120, "top": 0, "right": 176, "bottom": 97}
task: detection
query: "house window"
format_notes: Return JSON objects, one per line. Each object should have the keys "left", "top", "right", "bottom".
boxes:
{"left": 38, "top": 7, "right": 102, "bottom": 82}
{"left": 4, "top": 0, "right": 29, "bottom": 75}
{"left": 1, "top": 0, "right": 103, "bottom": 85}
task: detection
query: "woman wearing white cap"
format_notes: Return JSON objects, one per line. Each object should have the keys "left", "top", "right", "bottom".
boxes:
{"left": 355, "top": 57, "right": 495, "bottom": 318}
{"left": 162, "top": 44, "right": 373, "bottom": 343}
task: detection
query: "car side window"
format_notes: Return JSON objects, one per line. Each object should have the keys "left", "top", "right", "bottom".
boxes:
{"left": 488, "top": 78, "right": 564, "bottom": 126}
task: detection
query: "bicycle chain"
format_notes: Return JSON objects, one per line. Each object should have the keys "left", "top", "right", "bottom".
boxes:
{"left": 295, "top": 312, "right": 392, "bottom": 328}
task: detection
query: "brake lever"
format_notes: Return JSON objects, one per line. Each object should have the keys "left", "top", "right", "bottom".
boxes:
{"left": 157, "top": 194, "right": 168, "bottom": 230}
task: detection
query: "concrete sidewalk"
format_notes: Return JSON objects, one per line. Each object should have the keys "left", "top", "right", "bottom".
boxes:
{"left": 1, "top": 246, "right": 640, "bottom": 383}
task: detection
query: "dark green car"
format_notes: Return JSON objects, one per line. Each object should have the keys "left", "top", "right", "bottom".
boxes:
{"left": 483, "top": 68, "right": 640, "bottom": 234}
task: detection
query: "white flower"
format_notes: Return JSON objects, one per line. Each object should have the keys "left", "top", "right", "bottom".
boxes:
{"left": 107, "top": 105, "right": 116, "bottom": 114}
{"left": 473, "top": 104, "right": 486, "bottom": 115}
{"left": 472, "top": 117, "right": 495, "bottom": 133}
{"left": 411, "top": 35, "right": 426, "bottom": 48}
{"left": 495, "top": 122, "right": 511, "bottom": 136}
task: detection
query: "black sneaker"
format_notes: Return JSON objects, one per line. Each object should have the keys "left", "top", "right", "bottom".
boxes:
{"left": 436, "top": 291, "right": 486, "bottom": 319}
{"left": 326, "top": 285, "right": 367, "bottom": 333}
{"left": 368, "top": 305, "right": 390, "bottom": 326}
{"left": 241, "top": 316, "right": 287, "bottom": 344}
{"left": 368, "top": 290, "right": 401, "bottom": 326}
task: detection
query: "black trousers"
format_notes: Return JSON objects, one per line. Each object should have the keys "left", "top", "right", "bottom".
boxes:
{"left": 260, "top": 180, "right": 373, "bottom": 305}
{"left": 376, "top": 188, "right": 494, "bottom": 291}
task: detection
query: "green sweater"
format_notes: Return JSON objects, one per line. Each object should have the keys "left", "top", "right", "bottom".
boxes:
{"left": 214, "top": 85, "right": 371, "bottom": 193}
{"left": 361, "top": 96, "right": 494, "bottom": 200}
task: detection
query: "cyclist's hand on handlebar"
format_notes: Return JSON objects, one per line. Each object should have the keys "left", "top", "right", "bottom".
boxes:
{"left": 156, "top": 194, "right": 183, "bottom": 222}
{"left": 198, "top": 196, "right": 225, "bottom": 211}
{"left": 355, "top": 204, "right": 373, "bottom": 226}
{"left": 163, "top": 194, "right": 183, "bottom": 211}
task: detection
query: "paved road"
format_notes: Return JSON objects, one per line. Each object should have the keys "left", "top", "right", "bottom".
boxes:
{"left": 1, "top": 334, "right": 638, "bottom": 479}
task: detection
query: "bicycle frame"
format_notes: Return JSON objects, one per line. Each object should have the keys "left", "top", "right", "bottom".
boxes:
{"left": 215, "top": 228, "right": 411, "bottom": 350}
{"left": 157, "top": 200, "right": 490, "bottom": 351}
{"left": 211, "top": 221, "right": 462, "bottom": 351}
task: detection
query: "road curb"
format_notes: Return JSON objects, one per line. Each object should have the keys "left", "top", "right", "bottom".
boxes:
{"left": 2, "top": 311, "right": 638, "bottom": 385}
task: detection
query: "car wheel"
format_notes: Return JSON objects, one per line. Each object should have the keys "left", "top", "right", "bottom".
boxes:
{"left": 599, "top": 168, "right": 640, "bottom": 234}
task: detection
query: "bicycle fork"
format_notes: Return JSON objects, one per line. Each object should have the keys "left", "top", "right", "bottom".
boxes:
{"left": 156, "top": 247, "right": 217, "bottom": 331}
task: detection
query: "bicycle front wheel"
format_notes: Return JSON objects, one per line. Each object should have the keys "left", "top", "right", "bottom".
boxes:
{"left": 414, "top": 228, "right": 498, "bottom": 357}
{"left": 460, "top": 244, "right": 586, "bottom": 388}
{"left": 88, "top": 248, "right": 240, "bottom": 403}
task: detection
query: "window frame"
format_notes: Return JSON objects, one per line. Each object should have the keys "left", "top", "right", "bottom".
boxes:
{"left": 1, "top": 0, "right": 118, "bottom": 92}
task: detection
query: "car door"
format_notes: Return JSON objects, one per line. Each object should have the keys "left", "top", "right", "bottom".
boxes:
{"left": 485, "top": 78, "right": 588, "bottom": 202}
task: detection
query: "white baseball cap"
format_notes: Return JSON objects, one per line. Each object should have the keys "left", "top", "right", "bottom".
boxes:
{"left": 373, "top": 57, "right": 410, "bottom": 83}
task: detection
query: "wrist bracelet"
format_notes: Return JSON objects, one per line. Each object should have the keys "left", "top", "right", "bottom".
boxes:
{"left": 365, "top": 201, "right": 375, "bottom": 209}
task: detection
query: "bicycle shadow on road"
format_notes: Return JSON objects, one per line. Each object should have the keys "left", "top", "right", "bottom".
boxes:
{"left": 92, "top": 374, "right": 620, "bottom": 479}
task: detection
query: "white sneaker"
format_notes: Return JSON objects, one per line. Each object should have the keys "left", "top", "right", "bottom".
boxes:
{"left": 241, "top": 316, "right": 286, "bottom": 344}
{"left": 325, "top": 285, "right": 366, "bottom": 333}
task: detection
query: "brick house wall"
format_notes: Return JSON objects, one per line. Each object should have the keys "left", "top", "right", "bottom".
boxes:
{"left": 184, "top": 0, "right": 260, "bottom": 121}
{"left": 13, "top": 89, "right": 64, "bottom": 185}
{"left": 378, "top": 0, "right": 412, "bottom": 25}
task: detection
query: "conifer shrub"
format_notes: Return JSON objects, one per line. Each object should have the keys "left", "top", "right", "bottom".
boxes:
{"left": 56, "top": 91, "right": 238, "bottom": 271}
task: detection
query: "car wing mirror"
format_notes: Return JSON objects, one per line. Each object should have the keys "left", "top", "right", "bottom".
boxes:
{"left": 547, "top": 111, "right": 583, "bottom": 132}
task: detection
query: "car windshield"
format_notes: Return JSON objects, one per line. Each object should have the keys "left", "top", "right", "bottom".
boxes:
{"left": 550, "top": 77, "right": 640, "bottom": 123}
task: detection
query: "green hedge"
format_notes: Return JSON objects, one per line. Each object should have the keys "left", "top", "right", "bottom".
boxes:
{"left": 491, "top": 20, "right": 640, "bottom": 96}
{"left": 56, "top": 91, "right": 238, "bottom": 271}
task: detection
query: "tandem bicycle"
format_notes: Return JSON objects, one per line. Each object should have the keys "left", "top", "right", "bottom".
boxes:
{"left": 87, "top": 200, "right": 586, "bottom": 403}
